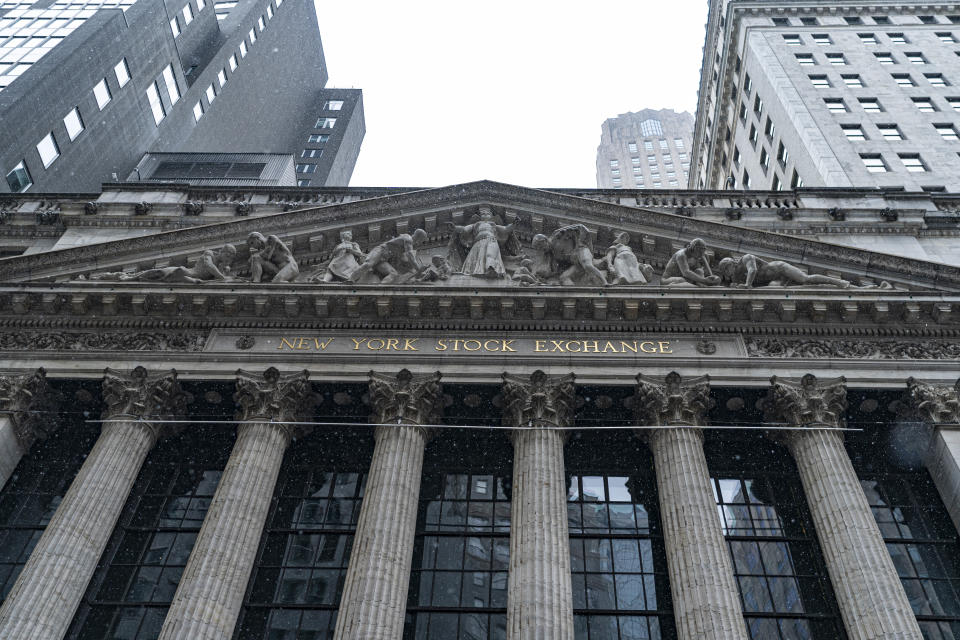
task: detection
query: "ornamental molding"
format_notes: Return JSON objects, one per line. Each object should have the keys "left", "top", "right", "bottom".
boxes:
{"left": 234, "top": 367, "right": 313, "bottom": 423}
{"left": 0, "top": 331, "right": 207, "bottom": 352}
{"left": 634, "top": 371, "right": 712, "bottom": 427}
{"left": 501, "top": 370, "right": 575, "bottom": 429}
{"left": 368, "top": 369, "right": 443, "bottom": 425}
{"left": 765, "top": 374, "right": 847, "bottom": 429}
{"left": 0, "top": 368, "right": 59, "bottom": 450}
{"left": 905, "top": 378, "right": 960, "bottom": 425}
{"left": 746, "top": 338, "right": 960, "bottom": 360}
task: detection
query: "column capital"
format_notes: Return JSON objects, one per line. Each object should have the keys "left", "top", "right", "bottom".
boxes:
{"left": 102, "top": 367, "right": 186, "bottom": 431}
{"left": 905, "top": 377, "right": 960, "bottom": 425}
{"left": 0, "top": 368, "right": 59, "bottom": 451}
{"left": 501, "top": 370, "right": 575, "bottom": 429}
{"left": 634, "top": 371, "right": 712, "bottom": 428}
{"left": 368, "top": 369, "right": 442, "bottom": 426}
{"left": 234, "top": 367, "right": 312, "bottom": 424}
{"left": 765, "top": 374, "right": 847, "bottom": 429}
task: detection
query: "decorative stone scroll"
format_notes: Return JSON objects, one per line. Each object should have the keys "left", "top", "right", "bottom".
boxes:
{"left": 102, "top": 366, "right": 186, "bottom": 423}
{"left": 0, "top": 331, "right": 207, "bottom": 352}
{"left": 501, "top": 370, "right": 576, "bottom": 428}
{"left": 905, "top": 378, "right": 960, "bottom": 425}
{"left": 765, "top": 374, "right": 847, "bottom": 428}
{"left": 634, "top": 371, "right": 712, "bottom": 426}
{"left": 0, "top": 368, "right": 58, "bottom": 451}
{"left": 747, "top": 338, "right": 960, "bottom": 360}
{"left": 234, "top": 367, "right": 313, "bottom": 423}
{"left": 368, "top": 369, "right": 443, "bottom": 425}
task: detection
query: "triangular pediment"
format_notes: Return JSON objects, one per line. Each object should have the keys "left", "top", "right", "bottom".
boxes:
{"left": 1, "top": 180, "right": 958, "bottom": 293}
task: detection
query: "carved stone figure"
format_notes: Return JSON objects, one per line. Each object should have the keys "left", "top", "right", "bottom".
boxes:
{"left": 349, "top": 229, "right": 428, "bottom": 284}
{"left": 91, "top": 245, "right": 236, "bottom": 283}
{"left": 247, "top": 232, "right": 298, "bottom": 283}
{"left": 322, "top": 230, "right": 366, "bottom": 282}
{"left": 765, "top": 374, "right": 847, "bottom": 428}
{"left": 660, "top": 238, "right": 721, "bottom": 287}
{"left": 634, "top": 372, "right": 712, "bottom": 426}
{"left": 415, "top": 255, "right": 453, "bottom": 282}
{"left": 510, "top": 258, "right": 540, "bottom": 286}
{"left": 501, "top": 370, "right": 575, "bottom": 428}
{"left": 531, "top": 224, "right": 606, "bottom": 287}
{"left": 368, "top": 369, "right": 443, "bottom": 425}
{"left": 446, "top": 208, "right": 521, "bottom": 278}
{"left": 717, "top": 254, "right": 852, "bottom": 288}
{"left": 604, "top": 232, "right": 654, "bottom": 285}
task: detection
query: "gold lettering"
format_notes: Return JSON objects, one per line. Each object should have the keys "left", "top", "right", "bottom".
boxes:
{"left": 639, "top": 341, "right": 657, "bottom": 353}
{"left": 535, "top": 340, "right": 548, "bottom": 352}
{"left": 313, "top": 337, "right": 334, "bottom": 350}
{"left": 351, "top": 338, "right": 366, "bottom": 350}
{"left": 621, "top": 340, "right": 638, "bottom": 353}
{"left": 602, "top": 341, "right": 619, "bottom": 353}
{"left": 565, "top": 340, "right": 581, "bottom": 352}
{"left": 435, "top": 339, "right": 447, "bottom": 351}
{"left": 501, "top": 339, "right": 516, "bottom": 352}
{"left": 658, "top": 341, "right": 673, "bottom": 354}
{"left": 385, "top": 338, "right": 400, "bottom": 351}
{"left": 403, "top": 338, "right": 419, "bottom": 351}
{"left": 367, "top": 338, "right": 385, "bottom": 350}
{"left": 582, "top": 340, "right": 599, "bottom": 353}
{"left": 483, "top": 340, "right": 501, "bottom": 352}
{"left": 463, "top": 339, "right": 482, "bottom": 352}
{"left": 278, "top": 337, "right": 297, "bottom": 350}
{"left": 551, "top": 340, "right": 566, "bottom": 352}
{"left": 451, "top": 339, "right": 463, "bottom": 351}
{"left": 296, "top": 337, "right": 311, "bottom": 350}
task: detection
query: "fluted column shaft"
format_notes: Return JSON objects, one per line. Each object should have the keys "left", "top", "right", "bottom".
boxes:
{"left": 648, "top": 427, "right": 749, "bottom": 640}
{"left": 786, "top": 429, "right": 922, "bottom": 640}
{"left": 158, "top": 421, "right": 291, "bottom": 640}
{"left": 0, "top": 415, "right": 24, "bottom": 488}
{"left": 507, "top": 427, "right": 573, "bottom": 640}
{"left": 0, "top": 419, "right": 158, "bottom": 640}
{"left": 334, "top": 424, "right": 427, "bottom": 639}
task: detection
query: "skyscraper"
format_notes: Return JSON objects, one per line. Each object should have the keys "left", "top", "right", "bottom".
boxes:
{"left": 595, "top": 109, "right": 694, "bottom": 189}
{"left": 690, "top": 0, "right": 960, "bottom": 191}
{"left": 0, "top": 0, "right": 364, "bottom": 193}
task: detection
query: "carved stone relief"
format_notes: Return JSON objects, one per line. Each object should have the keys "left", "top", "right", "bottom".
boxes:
{"left": 765, "top": 374, "right": 847, "bottom": 429}
{"left": 747, "top": 339, "right": 960, "bottom": 360}
{"left": 634, "top": 372, "right": 712, "bottom": 427}
{"left": 368, "top": 369, "right": 443, "bottom": 425}
{"left": 0, "top": 368, "right": 60, "bottom": 450}
{"left": 501, "top": 370, "right": 575, "bottom": 429}
{"left": 905, "top": 378, "right": 960, "bottom": 424}
{"left": 0, "top": 332, "right": 207, "bottom": 352}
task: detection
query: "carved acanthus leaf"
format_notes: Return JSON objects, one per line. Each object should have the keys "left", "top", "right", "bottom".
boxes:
{"left": 905, "top": 378, "right": 960, "bottom": 425}
{"left": 102, "top": 367, "right": 186, "bottom": 422}
{"left": 746, "top": 338, "right": 960, "bottom": 360}
{"left": 368, "top": 369, "right": 442, "bottom": 425}
{"left": 234, "top": 367, "right": 312, "bottom": 422}
{"left": 0, "top": 368, "right": 59, "bottom": 449}
{"left": 634, "top": 372, "right": 712, "bottom": 427}
{"left": 0, "top": 331, "right": 207, "bottom": 352}
{"left": 765, "top": 374, "right": 847, "bottom": 429}
{"left": 501, "top": 370, "right": 575, "bottom": 429}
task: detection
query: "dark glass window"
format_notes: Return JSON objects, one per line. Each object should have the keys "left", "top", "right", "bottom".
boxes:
{"left": 567, "top": 431, "right": 675, "bottom": 640}
{"left": 405, "top": 430, "right": 512, "bottom": 639}
{"left": 0, "top": 418, "right": 98, "bottom": 604}
{"left": 68, "top": 418, "right": 234, "bottom": 640}
{"left": 235, "top": 423, "right": 373, "bottom": 640}
{"left": 707, "top": 435, "right": 845, "bottom": 640}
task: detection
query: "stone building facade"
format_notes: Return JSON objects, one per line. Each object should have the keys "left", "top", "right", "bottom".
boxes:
{"left": 595, "top": 109, "right": 695, "bottom": 189}
{"left": 0, "top": 180, "right": 959, "bottom": 640}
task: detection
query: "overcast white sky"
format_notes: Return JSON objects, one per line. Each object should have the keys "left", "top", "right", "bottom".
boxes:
{"left": 315, "top": 1, "right": 709, "bottom": 188}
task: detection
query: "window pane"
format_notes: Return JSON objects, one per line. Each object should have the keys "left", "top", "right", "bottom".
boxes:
{"left": 114, "top": 58, "right": 130, "bottom": 87}
{"left": 162, "top": 64, "right": 179, "bottom": 104}
{"left": 36, "top": 132, "right": 59, "bottom": 168}
{"left": 146, "top": 81, "right": 165, "bottom": 125}
{"left": 93, "top": 78, "right": 111, "bottom": 109}
{"left": 63, "top": 107, "right": 83, "bottom": 140}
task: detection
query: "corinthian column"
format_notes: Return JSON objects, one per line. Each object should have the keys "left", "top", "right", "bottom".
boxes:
{"left": 0, "top": 367, "right": 184, "bottom": 640}
{"left": 906, "top": 378, "right": 960, "bottom": 533}
{"left": 334, "top": 369, "right": 442, "bottom": 640}
{"left": 768, "top": 374, "right": 921, "bottom": 640}
{"left": 634, "top": 372, "right": 748, "bottom": 640}
{"left": 502, "top": 370, "right": 575, "bottom": 640}
{"left": 0, "top": 368, "right": 59, "bottom": 488}
{"left": 159, "top": 368, "right": 312, "bottom": 640}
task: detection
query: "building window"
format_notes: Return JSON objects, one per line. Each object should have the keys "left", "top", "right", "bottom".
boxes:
{"left": 810, "top": 74, "right": 830, "bottom": 88}
{"left": 795, "top": 53, "right": 815, "bottom": 66}
{"left": 749, "top": 124, "right": 759, "bottom": 146}
{"left": 162, "top": 64, "right": 180, "bottom": 104}
{"left": 114, "top": 58, "right": 130, "bottom": 88}
{"left": 925, "top": 73, "right": 949, "bottom": 87}
{"left": 826, "top": 53, "right": 846, "bottom": 65}
{"left": 93, "top": 78, "right": 112, "bottom": 110}
{"left": 248, "top": 27, "right": 256, "bottom": 44}
{"left": 631, "top": 157, "right": 641, "bottom": 167}
{"left": 146, "top": 81, "right": 165, "bottom": 125}
{"left": 297, "top": 179, "right": 310, "bottom": 186}
{"left": 36, "top": 132, "right": 59, "bottom": 168}
{"left": 644, "top": 140, "right": 654, "bottom": 151}
{"left": 893, "top": 74, "right": 916, "bottom": 87}
{"left": 257, "top": 15, "right": 265, "bottom": 31}
{"left": 899, "top": 153, "right": 928, "bottom": 171}
{"left": 628, "top": 142, "right": 638, "bottom": 153}
{"left": 889, "top": 33, "right": 908, "bottom": 44}
{"left": 315, "top": 117, "right": 336, "bottom": 129}
{"left": 611, "top": 169, "right": 620, "bottom": 177}
{"left": 842, "top": 74, "right": 864, "bottom": 87}
{"left": 913, "top": 97, "right": 937, "bottom": 112}
{"left": 609, "top": 159, "right": 619, "bottom": 168}
{"left": 673, "top": 138, "right": 684, "bottom": 149}
{"left": 935, "top": 123, "right": 959, "bottom": 140}
{"left": 229, "top": 54, "right": 238, "bottom": 71}
{"left": 763, "top": 118, "right": 775, "bottom": 139}
{"left": 733, "top": 146, "right": 741, "bottom": 166}
{"left": 801, "top": 17, "right": 818, "bottom": 26}
{"left": 937, "top": 32, "right": 957, "bottom": 43}
{"left": 197, "top": 0, "right": 205, "bottom": 9}
{"left": 842, "top": 124, "right": 867, "bottom": 140}
{"left": 777, "top": 142, "right": 789, "bottom": 165}
{"left": 169, "top": 16, "right": 180, "bottom": 37}
{"left": 859, "top": 98, "right": 883, "bottom": 112}
{"left": 906, "top": 52, "right": 928, "bottom": 65}
{"left": 859, "top": 32, "right": 878, "bottom": 44}
{"left": 812, "top": 33, "right": 832, "bottom": 45}
{"left": 658, "top": 139, "right": 669, "bottom": 150}
{"left": 739, "top": 102, "right": 747, "bottom": 122}
{"left": 639, "top": 119, "right": 663, "bottom": 137}
{"left": 874, "top": 52, "right": 895, "bottom": 65}
{"left": 919, "top": 14, "right": 939, "bottom": 24}
{"left": 239, "top": 40, "right": 247, "bottom": 58}
{"left": 874, "top": 15, "right": 891, "bottom": 24}
{"left": 266, "top": 4, "right": 273, "bottom": 18}
{"left": 5, "top": 161, "right": 32, "bottom": 192}
{"left": 193, "top": 101, "right": 203, "bottom": 121}
{"left": 861, "top": 154, "right": 888, "bottom": 172}
{"left": 759, "top": 148, "right": 770, "bottom": 172}
{"left": 772, "top": 174, "right": 782, "bottom": 190}
{"left": 791, "top": 170, "right": 803, "bottom": 188}
{"left": 877, "top": 124, "right": 903, "bottom": 140}
{"left": 307, "top": 134, "right": 329, "bottom": 143}
{"left": 844, "top": 16, "right": 863, "bottom": 25}
{"left": 612, "top": 178, "right": 622, "bottom": 187}
{"left": 742, "top": 170, "right": 751, "bottom": 188}
{"left": 182, "top": 3, "right": 193, "bottom": 25}
{"left": 205, "top": 83, "right": 216, "bottom": 103}
{"left": 296, "top": 164, "right": 317, "bottom": 173}
{"left": 782, "top": 34, "right": 801, "bottom": 45}
{"left": 824, "top": 98, "right": 848, "bottom": 113}
{"left": 217, "top": 69, "right": 227, "bottom": 88}
{"left": 63, "top": 107, "right": 84, "bottom": 141}
{"left": 948, "top": 97, "right": 960, "bottom": 111}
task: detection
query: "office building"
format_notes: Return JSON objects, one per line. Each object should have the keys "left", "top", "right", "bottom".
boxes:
{"left": 0, "top": 0, "right": 364, "bottom": 193}
{"left": 0, "top": 179, "right": 958, "bottom": 640}
{"left": 596, "top": 109, "right": 694, "bottom": 189}
{"left": 691, "top": 0, "right": 960, "bottom": 191}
